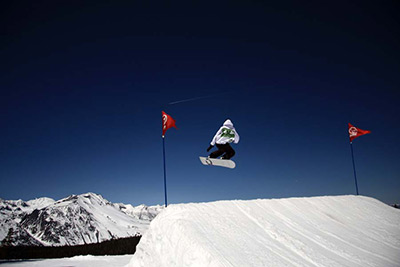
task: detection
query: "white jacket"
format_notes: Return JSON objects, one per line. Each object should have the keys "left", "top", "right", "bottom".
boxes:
{"left": 210, "top": 119, "right": 240, "bottom": 146}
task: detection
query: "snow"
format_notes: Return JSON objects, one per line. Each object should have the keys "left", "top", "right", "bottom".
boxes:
{"left": 119, "top": 204, "right": 163, "bottom": 221}
{"left": 26, "top": 197, "right": 55, "bottom": 210}
{"left": 0, "top": 254, "right": 132, "bottom": 267}
{"left": 25, "top": 192, "right": 155, "bottom": 246}
{"left": 128, "top": 195, "right": 400, "bottom": 267}
{"left": 1, "top": 193, "right": 163, "bottom": 246}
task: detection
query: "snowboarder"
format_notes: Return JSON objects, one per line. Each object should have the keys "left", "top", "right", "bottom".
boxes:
{"left": 207, "top": 119, "right": 240, "bottom": 160}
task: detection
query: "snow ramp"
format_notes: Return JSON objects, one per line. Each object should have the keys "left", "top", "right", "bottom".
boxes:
{"left": 127, "top": 196, "right": 400, "bottom": 267}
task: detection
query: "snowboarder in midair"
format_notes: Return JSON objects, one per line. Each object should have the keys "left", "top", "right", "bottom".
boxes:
{"left": 207, "top": 119, "right": 240, "bottom": 159}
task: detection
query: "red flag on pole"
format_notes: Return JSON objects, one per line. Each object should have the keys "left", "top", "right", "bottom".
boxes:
{"left": 162, "top": 111, "right": 177, "bottom": 136}
{"left": 348, "top": 123, "right": 371, "bottom": 143}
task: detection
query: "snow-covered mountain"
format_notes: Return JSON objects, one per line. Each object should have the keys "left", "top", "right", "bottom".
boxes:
{"left": 0, "top": 193, "right": 163, "bottom": 246}
{"left": 129, "top": 195, "right": 400, "bottom": 267}
{"left": 0, "top": 197, "right": 56, "bottom": 246}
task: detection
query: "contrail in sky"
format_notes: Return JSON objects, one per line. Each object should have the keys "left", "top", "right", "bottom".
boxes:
{"left": 168, "top": 92, "right": 232, "bottom": 105}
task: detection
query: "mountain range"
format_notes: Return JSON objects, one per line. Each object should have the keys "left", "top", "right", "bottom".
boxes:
{"left": 0, "top": 193, "right": 163, "bottom": 246}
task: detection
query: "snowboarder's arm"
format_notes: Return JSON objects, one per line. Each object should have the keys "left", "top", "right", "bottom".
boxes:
{"left": 234, "top": 130, "right": 240, "bottom": 144}
{"left": 210, "top": 128, "right": 222, "bottom": 146}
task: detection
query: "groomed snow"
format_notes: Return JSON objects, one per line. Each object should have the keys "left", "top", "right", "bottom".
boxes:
{"left": 128, "top": 195, "right": 400, "bottom": 267}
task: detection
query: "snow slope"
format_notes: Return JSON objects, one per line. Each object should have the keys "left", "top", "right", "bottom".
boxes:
{"left": 128, "top": 195, "right": 400, "bottom": 267}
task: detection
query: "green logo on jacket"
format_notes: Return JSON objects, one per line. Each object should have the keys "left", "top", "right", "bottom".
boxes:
{"left": 221, "top": 128, "right": 235, "bottom": 138}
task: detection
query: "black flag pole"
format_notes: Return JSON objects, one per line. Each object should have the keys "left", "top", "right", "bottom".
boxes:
{"left": 162, "top": 135, "right": 168, "bottom": 207}
{"left": 349, "top": 141, "right": 359, "bottom": 195}
{"left": 348, "top": 123, "right": 370, "bottom": 196}
{"left": 161, "top": 111, "right": 177, "bottom": 208}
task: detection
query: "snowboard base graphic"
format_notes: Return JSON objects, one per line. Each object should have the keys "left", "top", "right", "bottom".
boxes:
{"left": 199, "top": 157, "right": 236, "bottom": 169}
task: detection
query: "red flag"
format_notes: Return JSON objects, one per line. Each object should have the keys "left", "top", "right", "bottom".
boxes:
{"left": 348, "top": 123, "right": 371, "bottom": 142}
{"left": 162, "top": 111, "right": 177, "bottom": 136}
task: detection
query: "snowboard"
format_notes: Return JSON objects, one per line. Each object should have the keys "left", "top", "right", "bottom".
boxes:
{"left": 199, "top": 157, "right": 236, "bottom": 169}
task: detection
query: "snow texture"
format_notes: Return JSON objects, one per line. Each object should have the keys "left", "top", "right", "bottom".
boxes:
{"left": 129, "top": 195, "right": 400, "bottom": 267}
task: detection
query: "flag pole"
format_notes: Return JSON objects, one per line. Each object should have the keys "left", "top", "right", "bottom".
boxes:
{"left": 350, "top": 141, "right": 359, "bottom": 195}
{"left": 162, "top": 135, "right": 168, "bottom": 207}
{"left": 161, "top": 111, "right": 177, "bottom": 207}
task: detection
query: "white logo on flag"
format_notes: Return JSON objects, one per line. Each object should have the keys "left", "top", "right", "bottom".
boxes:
{"left": 163, "top": 114, "right": 168, "bottom": 130}
{"left": 349, "top": 127, "right": 358, "bottom": 137}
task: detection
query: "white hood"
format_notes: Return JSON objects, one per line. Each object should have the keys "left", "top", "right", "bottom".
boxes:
{"left": 223, "top": 119, "right": 233, "bottom": 128}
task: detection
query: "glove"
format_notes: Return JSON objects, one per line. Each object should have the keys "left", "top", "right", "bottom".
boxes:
{"left": 207, "top": 145, "right": 214, "bottom": 152}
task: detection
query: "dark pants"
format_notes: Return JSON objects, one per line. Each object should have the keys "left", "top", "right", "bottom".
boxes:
{"left": 209, "top": 143, "right": 235, "bottom": 159}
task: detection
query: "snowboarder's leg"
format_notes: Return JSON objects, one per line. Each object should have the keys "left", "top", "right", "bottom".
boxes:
{"left": 209, "top": 144, "right": 227, "bottom": 158}
{"left": 210, "top": 144, "right": 235, "bottom": 159}
{"left": 221, "top": 144, "right": 235, "bottom": 159}
{"left": 209, "top": 149, "right": 224, "bottom": 158}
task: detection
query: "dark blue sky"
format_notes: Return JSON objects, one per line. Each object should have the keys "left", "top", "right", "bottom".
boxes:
{"left": 1, "top": 1, "right": 399, "bottom": 206}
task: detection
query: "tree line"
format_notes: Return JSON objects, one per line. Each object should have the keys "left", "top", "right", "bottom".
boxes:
{"left": 0, "top": 236, "right": 141, "bottom": 260}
